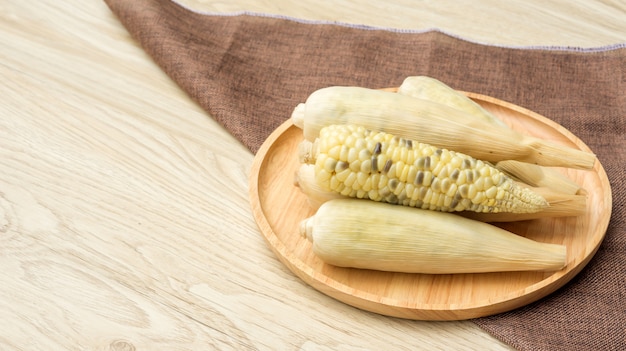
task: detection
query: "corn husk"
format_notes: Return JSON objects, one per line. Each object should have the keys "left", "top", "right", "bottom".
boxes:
{"left": 495, "top": 160, "right": 583, "bottom": 195}
{"left": 396, "top": 77, "right": 586, "bottom": 195}
{"left": 397, "top": 75, "right": 508, "bottom": 127}
{"left": 300, "top": 199, "right": 567, "bottom": 274}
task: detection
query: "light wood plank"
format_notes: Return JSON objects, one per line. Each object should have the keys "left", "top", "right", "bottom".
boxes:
{"left": 1, "top": 0, "right": 623, "bottom": 350}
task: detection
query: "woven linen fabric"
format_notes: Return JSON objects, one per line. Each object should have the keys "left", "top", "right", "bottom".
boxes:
{"left": 104, "top": 0, "right": 625, "bottom": 350}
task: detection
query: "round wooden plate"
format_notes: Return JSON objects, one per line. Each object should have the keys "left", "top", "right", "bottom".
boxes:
{"left": 248, "top": 91, "right": 612, "bottom": 321}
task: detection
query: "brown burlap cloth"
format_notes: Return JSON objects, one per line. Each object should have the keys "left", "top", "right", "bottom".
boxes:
{"left": 104, "top": 0, "right": 625, "bottom": 349}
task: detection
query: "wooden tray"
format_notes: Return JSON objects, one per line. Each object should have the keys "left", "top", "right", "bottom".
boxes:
{"left": 248, "top": 91, "right": 612, "bottom": 321}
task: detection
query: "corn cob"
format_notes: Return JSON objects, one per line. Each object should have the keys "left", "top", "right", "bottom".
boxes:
{"left": 295, "top": 163, "right": 587, "bottom": 221}
{"left": 397, "top": 75, "right": 508, "bottom": 127}
{"left": 397, "top": 76, "right": 584, "bottom": 195}
{"left": 291, "top": 86, "right": 596, "bottom": 169}
{"left": 299, "top": 124, "right": 548, "bottom": 214}
{"left": 300, "top": 199, "right": 567, "bottom": 274}
{"left": 294, "top": 164, "right": 343, "bottom": 210}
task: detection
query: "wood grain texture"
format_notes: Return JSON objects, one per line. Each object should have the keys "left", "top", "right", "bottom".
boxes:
{"left": 0, "top": 0, "right": 623, "bottom": 350}
{"left": 249, "top": 93, "right": 611, "bottom": 321}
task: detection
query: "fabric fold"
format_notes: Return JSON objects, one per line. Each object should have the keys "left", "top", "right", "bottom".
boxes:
{"left": 103, "top": 0, "right": 625, "bottom": 350}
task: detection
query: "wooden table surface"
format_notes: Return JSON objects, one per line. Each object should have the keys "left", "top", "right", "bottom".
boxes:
{"left": 1, "top": 1, "right": 624, "bottom": 350}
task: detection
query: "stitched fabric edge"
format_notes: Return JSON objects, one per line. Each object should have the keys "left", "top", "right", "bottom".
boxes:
{"left": 171, "top": 0, "right": 626, "bottom": 53}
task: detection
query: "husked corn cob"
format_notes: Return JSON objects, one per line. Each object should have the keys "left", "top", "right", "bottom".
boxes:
{"left": 300, "top": 199, "right": 567, "bottom": 274}
{"left": 292, "top": 86, "right": 596, "bottom": 169}
{"left": 299, "top": 124, "right": 548, "bottom": 214}
{"left": 295, "top": 163, "right": 587, "bottom": 221}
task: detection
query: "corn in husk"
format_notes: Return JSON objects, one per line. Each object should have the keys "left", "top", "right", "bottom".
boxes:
{"left": 300, "top": 199, "right": 567, "bottom": 274}
{"left": 397, "top": 76, "right": 584, "bottom": 195}
{"left": 291, "top": 86, "right": 596, "bottom": 169}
